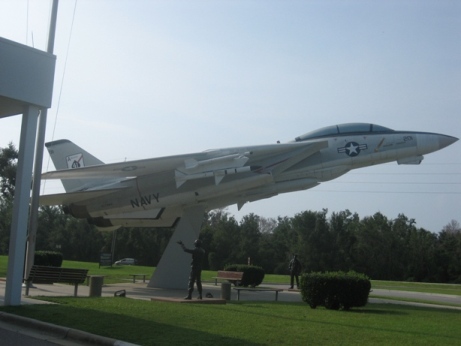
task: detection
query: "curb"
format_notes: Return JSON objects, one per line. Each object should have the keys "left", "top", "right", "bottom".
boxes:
{"left": 0, "top": 311, "right": 138, "bottom": 345}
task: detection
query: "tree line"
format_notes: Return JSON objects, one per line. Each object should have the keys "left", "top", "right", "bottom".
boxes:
{"left": 1, "top": 144, "right": 460, "bottom": 283}
{"left": 201, "top": 209, "right": 461, "bottom": 283}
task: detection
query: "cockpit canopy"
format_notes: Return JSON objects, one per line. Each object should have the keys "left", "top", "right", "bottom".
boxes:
{"left": 294, "top": 123, "right": 394, "bottom": 142}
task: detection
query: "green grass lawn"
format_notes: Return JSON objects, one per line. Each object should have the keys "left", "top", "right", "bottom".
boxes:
{"left": 1, "top": 256, "right": 461, "bottom": 345}
{"left": 1, "top": 297, "right": 460, "bottom": 345}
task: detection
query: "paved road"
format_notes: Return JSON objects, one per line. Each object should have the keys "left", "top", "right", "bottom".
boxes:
{"left": 371, "top": 288, "right": 461, "bottom": 307}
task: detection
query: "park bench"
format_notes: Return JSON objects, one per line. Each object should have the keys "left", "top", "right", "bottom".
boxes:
{"left": 233, "top": 287, "right": 284, "bottom": 301}
{"left": 212, "top": 271, "right": 244, "bottom": 286}
{"left": 129, "top": 274, "right": 148, "bottom": 283}
{"left": 24, "top": 265, "right": 89, "bottom": 297}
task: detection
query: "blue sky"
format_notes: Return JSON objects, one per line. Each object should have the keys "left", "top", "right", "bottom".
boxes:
{"left": 1, "top": 0, "right": 460, "bottom": 232}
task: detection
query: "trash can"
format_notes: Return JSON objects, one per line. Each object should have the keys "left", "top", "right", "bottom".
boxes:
{"left": 221, "top": 282, "right": 231, "bottom": 300}
{"left": 89, "top": 275, "right": 104, "bottom": 297}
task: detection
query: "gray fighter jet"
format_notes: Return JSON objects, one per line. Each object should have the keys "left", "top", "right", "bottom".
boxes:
{"left": 40, "top": 123, "right": 457, "bottom": 288}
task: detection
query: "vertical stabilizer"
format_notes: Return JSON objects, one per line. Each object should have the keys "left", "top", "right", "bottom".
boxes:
{"left": 45, "top": 139, "right": 106, "bottom": 192}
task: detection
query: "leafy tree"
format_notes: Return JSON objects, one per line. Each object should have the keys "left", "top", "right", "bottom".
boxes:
{"left": 0, "top": 144, "right": 18, "bottom": 255}
{"left": 0, "top": 197, "right": 13, "bottom": 254}
{"left": 254, "top": 217, "right": 280, "bottom": 274}
{"left": 0, "top": 143, "right": 18, "bottom": 199}
{"left": 406, "top": 227, "right": 437, "bottom": 281}
{"left": 329, "top": 209, "right": 359, "bottom": 271}
{"left": 238, "top": 213, "right": 261, "bottom": 265}
{"left": 258, "top": 217, "right": 277, "bottom": 234}
{"left": 351, "top": 213, "right": 387, "bottom": 279}
{"left": 442, "top": 220, "right": 461, "bottom": 234}
{"left": 435, "top": 230, "right": 461, "bottom": 283}
{"left": 112, "top": 227, "right": 173, "bottom": 266}
{"left": 292, "top": 209, "right": 331, "bottom": 273}
{"left": 387, "top": 214, "right": 413, "bottom": 280}
{"left": 270, "top": 217, "right": 294, "bottom": 274}
{"left": 204, "top": 210, "right": 240, "bottom": 270}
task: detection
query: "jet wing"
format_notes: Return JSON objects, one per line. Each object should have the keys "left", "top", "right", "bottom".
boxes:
{"left": 41, "top": 154, "right": 199, "bottom": 180}
{"left": 269, "top": 140, "right": 328, "bottom": 176}
{"left": 41, "top": 140, "right": 329, "bottom": 180}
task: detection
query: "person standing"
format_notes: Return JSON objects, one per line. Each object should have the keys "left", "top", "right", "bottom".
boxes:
{"left": 289, "top": 254, "right": 302, "bottom": 289}
{"left": 177, "top": 239, "right": 205, "bottom": 300}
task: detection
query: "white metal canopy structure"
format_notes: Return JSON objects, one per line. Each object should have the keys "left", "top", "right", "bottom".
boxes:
{"left": 0, "top": 25, "right": 56, "bottom": 306}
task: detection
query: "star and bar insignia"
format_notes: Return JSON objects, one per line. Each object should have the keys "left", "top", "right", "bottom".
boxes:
{"left": 337, "top": 142, "right": 368, "bottom": 157}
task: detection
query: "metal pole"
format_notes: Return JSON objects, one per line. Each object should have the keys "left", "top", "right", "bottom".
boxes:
{"left": 4, "top": 106, "right": 40, "bottom": 305}
{"left": 111, "top": 229, "right": 117, "bottom": 264}
{"left": 24, "top": 0, "right": 59, "bottom": 287}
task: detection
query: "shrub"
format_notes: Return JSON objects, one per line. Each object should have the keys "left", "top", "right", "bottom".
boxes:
{"left": 300, "top": 271, "right": 371, "bottom": 310}
{"left": 34, "top": 251, "right": 63, "bottom": 267}
{"left": 224, "top": 264, "right": 265, "bottom": 287}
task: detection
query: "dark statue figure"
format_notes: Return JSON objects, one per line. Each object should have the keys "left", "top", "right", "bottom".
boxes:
{"left": 177, "top": 239, "right": 205, "bottom": 300}
{"left": 289, "top": 254, "right": 302, "bottom": 289}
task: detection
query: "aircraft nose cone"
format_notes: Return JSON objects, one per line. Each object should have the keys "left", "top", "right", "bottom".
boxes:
{"left": 439, "top": 135, "right": 458, "bottom": 149}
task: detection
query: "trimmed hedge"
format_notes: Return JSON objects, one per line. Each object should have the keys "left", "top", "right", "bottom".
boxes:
{"left": 34, "top": 251, "right": 63, "bottom": 267}
{"left": 300, "top": 271, "right": 371, "bottom": 310}
{"left": 224, "top": 264, "right": 265, "bottom": 287}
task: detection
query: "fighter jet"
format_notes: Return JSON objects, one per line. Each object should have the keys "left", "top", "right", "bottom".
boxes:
{"left": 40, "top": 123, "right": 457, "bottom": 288}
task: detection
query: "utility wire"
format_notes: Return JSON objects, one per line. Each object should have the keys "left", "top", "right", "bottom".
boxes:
{"left": 313, "top": 190, "right": 461, "bottom": 195}
{"left": 49, "top": 0, "right": 78, "bottom": 143}
{"left": 331, "top": 181, "right": 461, "bottom": 185}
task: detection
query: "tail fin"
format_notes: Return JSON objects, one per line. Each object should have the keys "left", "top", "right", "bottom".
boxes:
{"left": 45, "top": 139, "right": 106, "bottom": 192}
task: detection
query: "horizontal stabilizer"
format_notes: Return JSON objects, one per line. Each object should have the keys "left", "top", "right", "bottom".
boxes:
{"left": 90, "top": 216, "right": 181, "bottom": 229}
{"left": 39, "top": 187, "right": 129, "bottom": 206}
{"left": 88, "top": 206, "right": 184, "bottom": 229}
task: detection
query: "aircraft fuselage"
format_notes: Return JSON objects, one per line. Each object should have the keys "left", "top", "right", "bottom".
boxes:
{"left": 41, "top": 123, "right": 457, "bottom": 229}
{"left": 68, "top": 133, "right": 456, "bottom": 227}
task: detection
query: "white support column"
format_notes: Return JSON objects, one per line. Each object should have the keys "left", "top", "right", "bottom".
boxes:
{"left": 148, "top": 205, "right": 205, "bottom": 289}
{"left": 4, "top": 106, "right": 39, "bottom": 306}
{"left": 24, "top": 0, "right": 59, "bottom": 287}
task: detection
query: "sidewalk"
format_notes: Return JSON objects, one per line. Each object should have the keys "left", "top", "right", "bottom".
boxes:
{"left": 3, "top": 278, "right": 460, "bottom": 306}
{"left": 0, "top": 279, "right": 303, "bottom": 303}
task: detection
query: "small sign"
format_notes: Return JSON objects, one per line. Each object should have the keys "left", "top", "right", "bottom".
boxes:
{"left": 99, "top": 253, "right": 112, "bottom": 268}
